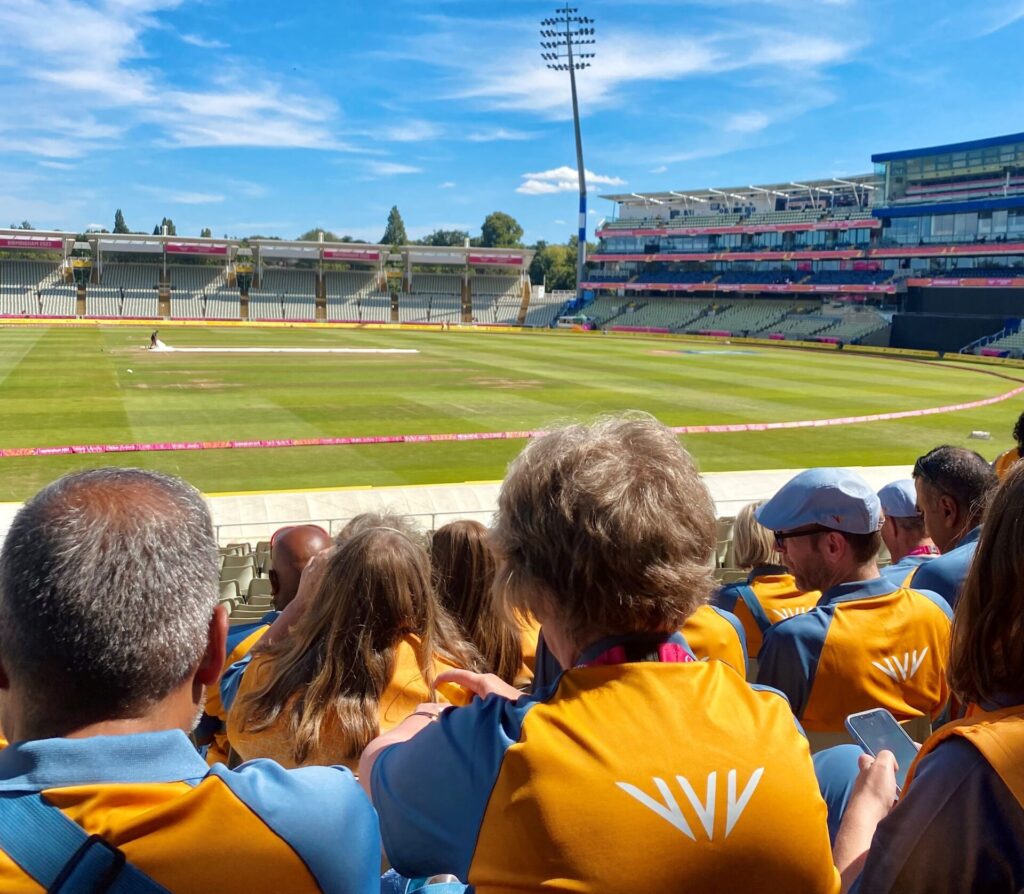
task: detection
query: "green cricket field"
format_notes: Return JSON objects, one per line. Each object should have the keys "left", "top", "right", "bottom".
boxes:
{"left": 0, "top": 324, "right": 1018, "bottom": 501}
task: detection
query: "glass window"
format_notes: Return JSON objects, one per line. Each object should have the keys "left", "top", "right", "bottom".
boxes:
{"left": 931, "top": 215, "right": 954, "bottom": 238}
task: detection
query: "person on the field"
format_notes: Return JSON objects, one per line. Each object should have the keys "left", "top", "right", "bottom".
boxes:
{"left": 756, "top": 468, "right": 952, "bottom": 734}
{"left": 226, "top": 525, "right": 480, "bottom": 770}
{"left": 714, "top": 501, "right": 821, "bottom": 660}
{"left": 430, "top": 520, "right": 532, "bottom": 686}
{"left": 993, "top": 410, "right": 1024, "bottom": 479}
{"left": 0, "top": 469, "right": 378, "bottom": 892}
{"left": 360, "top": 415, "right": 840, "bottom": 893}
{"left": 910, "top": 446, "right": 997, "bottom": 606}
{"left": 834, "top": 464, "right": 1024, "bottom": 893}
{"left": 149, "top": 329, "right": 158, "bottom": 348}
{"left": 876, "top": 480, "right": 938, "bottom": 587}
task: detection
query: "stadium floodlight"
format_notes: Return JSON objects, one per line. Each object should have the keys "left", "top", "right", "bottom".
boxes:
{"left": 540, "top": 3, "right": 597, "bottom": 303}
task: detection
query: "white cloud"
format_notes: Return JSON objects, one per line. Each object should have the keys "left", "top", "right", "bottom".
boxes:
{"left": 724, "top": 111, "right": 772, "bottom": 133}
{"left": 380, "top": 120, "right": 444, "bottom": 142}
{"left": 180, "top": 33, "right": 227, "bottom": 50}
{"left": 365, "top": 161, "right": 423, "bottom": 176}
{"left": 517, "top": 166, "right": 626, "bottom": 195}
{"left": 649, "top": 165, "right": 668, "bottom": 174}
{"left": 439, "top": 181, "right": 456, "bottom": 189}
{"left": 137, "top": 186, "right": 225, "bottom": 204}
{"left": 466, "top": 127, "right": 534, "bottom": 142}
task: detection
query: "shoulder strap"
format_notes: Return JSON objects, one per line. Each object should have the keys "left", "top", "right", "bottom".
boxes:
{"left": 735, "top": 584, "right": 773, "bottom": 633}
{"left": 0, "top": 792, "right": 168, "bottom": 893}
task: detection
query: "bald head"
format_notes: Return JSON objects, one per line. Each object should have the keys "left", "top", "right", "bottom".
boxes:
{"left": 269, "top": 525, "right": 332, "bottom": 610}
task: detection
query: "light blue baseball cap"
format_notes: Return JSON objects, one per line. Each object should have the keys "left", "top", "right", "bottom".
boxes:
{"left": 877, "top": 479, "right": 919, "bottom": 519}
{"left": 756, "top": 467, "right": 881, "bottom": 534}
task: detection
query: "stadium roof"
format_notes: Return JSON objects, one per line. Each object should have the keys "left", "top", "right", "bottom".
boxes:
{"left": 872, "top": 132, "right": 1024, "bottom": 163}
{"left": 600, "top": 174, "right": 879, "bottom": 204}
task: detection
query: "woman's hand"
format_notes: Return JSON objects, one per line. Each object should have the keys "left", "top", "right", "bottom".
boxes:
{"left": 435, "top": 668, "right": 522, "bottom": 703}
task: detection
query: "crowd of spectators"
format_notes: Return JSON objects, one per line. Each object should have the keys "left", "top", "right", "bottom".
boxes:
{"left": 0, "top": 410, "right": 1021, "bottom": 892}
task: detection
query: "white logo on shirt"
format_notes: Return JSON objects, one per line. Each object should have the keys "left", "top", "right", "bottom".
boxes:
{"left": 616, "top": 769, "right": 764, "bottom": 841}
{"left": 771, "top": 607, "right": 810, "bottom": 620}
{"left": 872, "top": 648, "right": 929, "bottom": 682}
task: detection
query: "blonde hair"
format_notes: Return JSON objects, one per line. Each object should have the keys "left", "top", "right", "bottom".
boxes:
{"left": 731, "top": 501, "right": 777, "bottom": 569}
{"left": 491, "top": 413, "right": 716, "bottom": 638}
{"left": 235, "top": 527, "right": 479, "bottom": 764}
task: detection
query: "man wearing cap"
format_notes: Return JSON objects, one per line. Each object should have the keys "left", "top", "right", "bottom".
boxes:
{"left": 755, "top": 468, "right": 952, "bottom": 734}
{"left": 877, "top": 480, "right": 939, "bottom": 588}
{"left": 910, "top": 446, "right": 997, "bottom": 606}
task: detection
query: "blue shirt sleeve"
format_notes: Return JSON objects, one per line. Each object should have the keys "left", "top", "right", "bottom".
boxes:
{"left": 755, "top": 611, "right": 831, "bottom": 719}
{"left": 854, "top": 737, "right": 1024, "bottom": 893}
{"left": 371, "top": 694, "right": 537, "bottom": 881}
{"left": 713, "top": 584, "right": 740, "bottom": 613}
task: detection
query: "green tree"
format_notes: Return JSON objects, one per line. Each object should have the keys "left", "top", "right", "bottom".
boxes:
{"left": 200, "top": 227, "right": 212, "bottom": 238}
{"left": 296, "top": 228, "right": 356, "bottom": 243}
{"left": 153, "top": 217, "right": 176, "bottom": 236}
{"left": 480, "top": 211, "right": 523, "bottom": 248}
{"left": 9, "top": 220, "right": 33, "bottom": 230}
{"left": 113, "top": 209, "right": 129, "bottom": 234}
{"left": 380, "top": 206, "right": 408, "bottom": 247}
{"left": 419, "top": 228, "right": 469, "bottom": 247}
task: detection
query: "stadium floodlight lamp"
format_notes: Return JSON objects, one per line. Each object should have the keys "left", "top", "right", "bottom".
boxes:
{"left": 540, "top": 3, "right": 597, "bottom": 304}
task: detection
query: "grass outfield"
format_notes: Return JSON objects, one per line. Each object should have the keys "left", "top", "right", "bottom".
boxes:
{"left": 0, "top": 324, "right": 1020, "bottom": 501}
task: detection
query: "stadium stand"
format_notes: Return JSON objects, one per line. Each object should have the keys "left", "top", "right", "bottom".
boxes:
{"left": 522, "top": 291, "right": 567, "bottom": 327}
{"left": 169, "top": 265, "right": 223, "bottom": 319}
{"left": 700, "top": 301, "right": 794, "bottom": 334}
{"left": 716, "top": 270, "right": 801, "bottom": 285}
{"left": 610, "top": 299, "right": 712, "bottom": 331}
{"left": 601, "top": 213, "right": 742, "bottom": 229}
{"left": 411, "top": 273, "right": 461, "bottom": 295}
{"left": 806, "top": 270, "right": 894, "bottom": 286}
{"left": 325, "top": 271, "right": 388, "bottom": 322}
{"left": 633, "top": 270, "right": 715, "bottom": 285}
{"left": 818, "top": 312, "right": 890, "bottom": 342}
{"left": 756, "top": 313, "right": 835, "bottom": 338}
{"left": 205, "top": 284, "right": 241, "bottom": 319}
{"left": 250, "top": 269, "right": 316, "bottom": 321}
{"left": 0, "top": 261, "right": 68, "bottom": 315}
{"left": 471, "top": 276, "right": 522, "bottom": 323}
{"left": 935, "top": 266, "right": 1024, "bottom": 278}
{"left": 745, "top": 210, "right": 823, "bottom": 226}
{"left": 358, "top": 290, "right": 392, "bottom": 323}
{"left": 87, "top": 264, "right": 160, "bottom": 319}
{"left": 584, "top": 295, "right": 629, "bottom": 324}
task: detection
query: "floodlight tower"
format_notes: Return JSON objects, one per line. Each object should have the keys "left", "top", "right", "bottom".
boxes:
{"left": 540, "top": 6, "right": 596, "bottom": 302}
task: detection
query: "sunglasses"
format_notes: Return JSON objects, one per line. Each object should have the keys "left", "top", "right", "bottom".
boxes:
{"left": 773, "top": 525, "right": 834, "bottom": 550}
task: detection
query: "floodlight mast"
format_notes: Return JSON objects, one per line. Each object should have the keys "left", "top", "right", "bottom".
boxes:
{"left": 541, "top": 5, "right": 596, "bottom": 302}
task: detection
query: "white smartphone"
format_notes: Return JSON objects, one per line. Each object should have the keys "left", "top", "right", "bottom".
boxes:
{"left": 845, "top": 708, "right": 919, "bottom": 791}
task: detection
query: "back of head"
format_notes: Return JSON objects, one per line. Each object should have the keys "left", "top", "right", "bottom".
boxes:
{"left": 240, "top": 525, "right": 476, "bottom": 761}
{"left": 270, "top": 524, "right": 332, "bottom": 610}
{"left": 951, "top": 463, "right": 1024, "bottom": 705}
{"left": 492, "top": 413, "right": 716, "bottom": 638}
{"left": 0, "top": 468, "right": 219, "bottom": 731}
{"left": 431, "top": 520, "right": 522, "bottom": 683}
{"left": 1014, "top": 411, "right": 1024, "bottom": 452}
{"left": 732, "top": 501, "right": 777, "bottom": 570}
{"left": 335, "top": 511, "right": 427, "bottom": 548}
{"left": 913, "top": 445, "right": 997, "bottom": 522}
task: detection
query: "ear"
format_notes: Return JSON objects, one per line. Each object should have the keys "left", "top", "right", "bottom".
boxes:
{"left": 196, "top": 604, "right": 229, "bottom": 687}
{"left": 938, "top": 493, "right": 959, "bottom": 526}
{"left": 268, "top": 568, "right": 280, "bottom": 596}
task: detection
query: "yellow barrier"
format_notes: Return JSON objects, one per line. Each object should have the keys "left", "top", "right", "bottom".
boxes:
{"left": 843, "top": 344, "right": 941, "bottom": 360}
{"left": 943, "top": 353, "right": 1024, "bottom": 369}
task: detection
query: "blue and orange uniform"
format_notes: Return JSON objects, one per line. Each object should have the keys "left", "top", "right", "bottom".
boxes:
{"left": 757, "top": 577, "right": 952, "bottom": 733}
{"left": 907, "top": 526, "right": 981, "bottom": 606}
{"left": 994, "top": 446, "right": 1021, "bottom": 479}
{"left": 200, "top": 612, "right": 278, "bottom": 765}
{"left": 715, "top": 566, "right": 821, "bottom": 658}
{"left": 879, "top": 546, "right": 939, "bottom": 588}
{"left": 372, "top": 632, "right": 839, "bottom": 893}
{"left": 851, "top": 698, "right": 1024, "bottom": 892}
{"left": 0, "top": 730, "right": 379, "bottom": 893}
{"left": 531, "top": 605, "right": 748, "bottom": 691}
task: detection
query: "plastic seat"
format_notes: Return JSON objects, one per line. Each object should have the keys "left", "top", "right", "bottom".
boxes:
{"left": 247, "top": 578, "right": 273, "bottom": 604}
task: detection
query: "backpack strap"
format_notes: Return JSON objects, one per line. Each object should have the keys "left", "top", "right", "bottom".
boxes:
{"left": 735, "top": 584, "right": 773, "bottom": 634}
{"left": 0, "top": 791, "right": 169, "bottom": 893}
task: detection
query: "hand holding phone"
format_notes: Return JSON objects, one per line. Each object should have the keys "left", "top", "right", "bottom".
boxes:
{"left": 845, "top": 708, "right": 920, "bottom": 791}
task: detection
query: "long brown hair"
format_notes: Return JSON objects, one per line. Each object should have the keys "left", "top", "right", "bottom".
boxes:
{"left": 236, "top": 526, "right": 479, "bottom": 763}
{"left": 949, "top": 463, "right": 1024, "bottom": 705}
{"left": 431, "top": 520, "right": 523, "bottom": 684}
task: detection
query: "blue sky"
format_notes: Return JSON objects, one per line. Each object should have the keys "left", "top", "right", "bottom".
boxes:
{"left": 2, "top": 0, "right": 1024, "bottom": 245}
